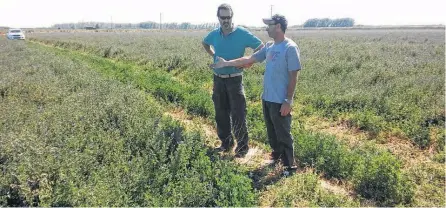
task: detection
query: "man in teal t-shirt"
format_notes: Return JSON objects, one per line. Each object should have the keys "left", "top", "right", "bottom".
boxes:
{"left": 202, "top": 3, "right": 263, "bottom": 157}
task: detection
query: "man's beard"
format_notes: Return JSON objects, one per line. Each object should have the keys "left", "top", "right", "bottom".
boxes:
{"left": 268, "top": 31, "right": 274, "bottom": 38}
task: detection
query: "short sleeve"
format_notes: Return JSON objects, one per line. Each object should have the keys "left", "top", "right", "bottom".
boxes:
{"left": 244, "top": 30, "right": 262, "bottom": 49}
{"left": 252, "top": 46, "right": 267, "bottom": 63}
{"left": 203, "top": 31, "right": 214, "bottom": 45}
{"left": 286, "top": 46, "right": 301, "bottom": 71}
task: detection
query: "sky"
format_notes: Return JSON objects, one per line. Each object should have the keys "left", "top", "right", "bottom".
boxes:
{"left": 0, "top": 0, "right": 445, "bottom": 28}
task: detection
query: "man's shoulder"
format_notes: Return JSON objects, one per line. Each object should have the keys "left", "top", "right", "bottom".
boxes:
{"left": 236, "top": 25, "right": 248, "bottom": 31}
{"left": 284, "top": 38, "right": 298, "bottom": 48}
{"left": 235, "top": 26, "right": 255, "bottom": 35}
{"left": 265, "top": 41, "right": 274, "bottom": 48}
{"left": 206, "top": 28, "right": 220, "bottom": 36}
{"left": 283, "top": 38, "right": 300, "bottom": 54}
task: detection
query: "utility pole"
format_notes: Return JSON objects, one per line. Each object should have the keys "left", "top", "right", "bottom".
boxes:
{"left": 270, "top": 5, "right": 273, "bottom": 17}
{"left": 160, "top": 13, "right": 162, "bottom": 30}
{"left": 110, "top": 16, "right": 113, "bottom": 30}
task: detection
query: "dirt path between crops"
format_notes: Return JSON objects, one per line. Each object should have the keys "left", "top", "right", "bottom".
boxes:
{"left": 163, "top": 108, "right": 355, "bottom": 198}
{"left": 304, "top": 117, "right": 436, "bottom": 170}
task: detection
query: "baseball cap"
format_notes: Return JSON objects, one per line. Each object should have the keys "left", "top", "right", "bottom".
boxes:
{"left": 262, "top": 14, "right": 288, "bottom": 30}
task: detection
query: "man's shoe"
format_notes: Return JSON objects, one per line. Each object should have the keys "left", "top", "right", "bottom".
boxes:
{"left": 235, "top": 148, "right": 249, "bottom": 158}
{"left": 234, "top": 150, "right": 248, "bottom": 158}
{"left": 214, "top": 145, "right": 231, "bottom": 153}
{"left": 282, "top": 166, "right": 298, "bottom": 177}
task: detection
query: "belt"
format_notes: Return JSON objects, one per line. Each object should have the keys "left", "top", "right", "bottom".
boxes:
{"left": 214, "top": 72, "right": 243, "bottom": 78}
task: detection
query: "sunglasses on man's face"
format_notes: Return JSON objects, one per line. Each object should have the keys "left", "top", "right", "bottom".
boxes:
{"left": 267, "top": 23, "right": 279, "bottom": 28}
{"left": 219, "top": 16, "right": 232, "bottom": 20}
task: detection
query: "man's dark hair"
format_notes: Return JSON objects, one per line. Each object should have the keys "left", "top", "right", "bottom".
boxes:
{"left": 217, "top": 3, "right": 233, "bottom": 17}
{"left": 279, "top": 22, "right": 287, "bottom": 33}
{"left": 273, "top": 14, "right": 288, "bottom": 33}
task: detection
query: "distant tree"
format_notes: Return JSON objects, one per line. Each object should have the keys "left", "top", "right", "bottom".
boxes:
{"left": 179, "top": 22, "right": 191, "bottom": 29}
{"left": 303, "top": 18, "right": 317, "bottom": 27}
{"left": 51, "top": 21, "right": 226, "bottom": 30}
{"left": 319, "top": 18, "right": 331, "bottom": 27}
{"left": 303, "top": 18, "right": 355, "bottom": 28}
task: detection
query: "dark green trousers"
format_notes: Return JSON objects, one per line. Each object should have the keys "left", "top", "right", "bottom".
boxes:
{"left": 212, "top": 75, "right": 249, "bottom": 153}
{"left": 262, "top": 100, "right": 295, "bottom": 167}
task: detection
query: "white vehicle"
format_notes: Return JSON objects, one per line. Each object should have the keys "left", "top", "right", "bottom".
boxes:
{"left": 7, "top": 29, "right": 25, "bottom": 40}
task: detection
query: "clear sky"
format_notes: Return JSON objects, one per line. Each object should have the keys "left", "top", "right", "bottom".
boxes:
{"left": 1, "top": 0, "right": 445, "bottom": 28}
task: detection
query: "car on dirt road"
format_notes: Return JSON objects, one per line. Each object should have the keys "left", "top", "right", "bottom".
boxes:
{"left": 7, "top": 28, "right": 25, "bottom": 40}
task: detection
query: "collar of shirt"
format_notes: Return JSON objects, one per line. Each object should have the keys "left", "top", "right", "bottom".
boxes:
{"left": 219, "top": 24, "right": 237, "bottom": 37}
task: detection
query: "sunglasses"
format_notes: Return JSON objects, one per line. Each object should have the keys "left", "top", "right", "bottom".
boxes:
{"left": 267, "top": 23, "right": 280, "bottom": 28}
{"left": 219, "top": 16, "right": 232, "bottom": 20}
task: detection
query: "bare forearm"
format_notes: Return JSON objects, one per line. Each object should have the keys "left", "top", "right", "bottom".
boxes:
{"left": 287, "top": 71, "right": 299, "bottom": 100}
{"left": 205, "top": 48, "right": 215, "bottom": 57}
{"left": 225, "top": 56, "right": 256, "bottom": 67}
{"left": 202, "top": 43, "right": 215, "bottom": 57}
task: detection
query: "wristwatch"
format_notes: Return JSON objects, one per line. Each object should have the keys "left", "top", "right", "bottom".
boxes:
{"left": 284, "top": 98, "right": 293, "bottom": 105}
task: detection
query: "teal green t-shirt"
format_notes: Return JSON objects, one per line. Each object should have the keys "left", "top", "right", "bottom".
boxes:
{"left": 203, "top": 26, "right": 262, "bottom": 75}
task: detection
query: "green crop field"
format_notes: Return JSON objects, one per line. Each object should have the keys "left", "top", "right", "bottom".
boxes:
{"left": 1, "top": 28, "right": 444, "bottom": 206}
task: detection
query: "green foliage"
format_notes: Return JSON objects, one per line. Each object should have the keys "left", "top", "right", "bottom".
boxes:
{"left": 433, "top": 151, "right": 445, "bottom": 163}
{"left": 30, "top": 29, "right": 445, "bottom": 148}
{"left": 42, "top": 44, "right": 215, "bottom": 118}
{"left": 294, "top": 132, "right": 356, "bottom": 179}
{"left": 293, "top": 131, "right": 415, "bottom": 206}
{"left": 246, "top": 102, "right": 268, "bottom": 143}
{"left": 259, "top": 172, "right": 360, "bottom": 207}
{"left": 184, "top": 92, "right": 214, "bottom": 117}
{"left": 353, "top": 151, "right": 415, "bottom": 206}
{"left": 24, "top": 29, "right": 444, "bottom": 206}
{"left": 0, "top": 39, "right": 255, "bottom": 206}
{"left": 406, "top": 162, "right": 445, "bottom": 206}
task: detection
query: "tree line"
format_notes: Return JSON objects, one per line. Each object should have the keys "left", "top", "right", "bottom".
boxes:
{"left": 52, "top": 17, "right": 355, "bottom": 30}
{"left": 52, "top": 21, "right": 220, "bottom": 30}
{"left": 303, "top": 18, "right": 355, "bottom": 28}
